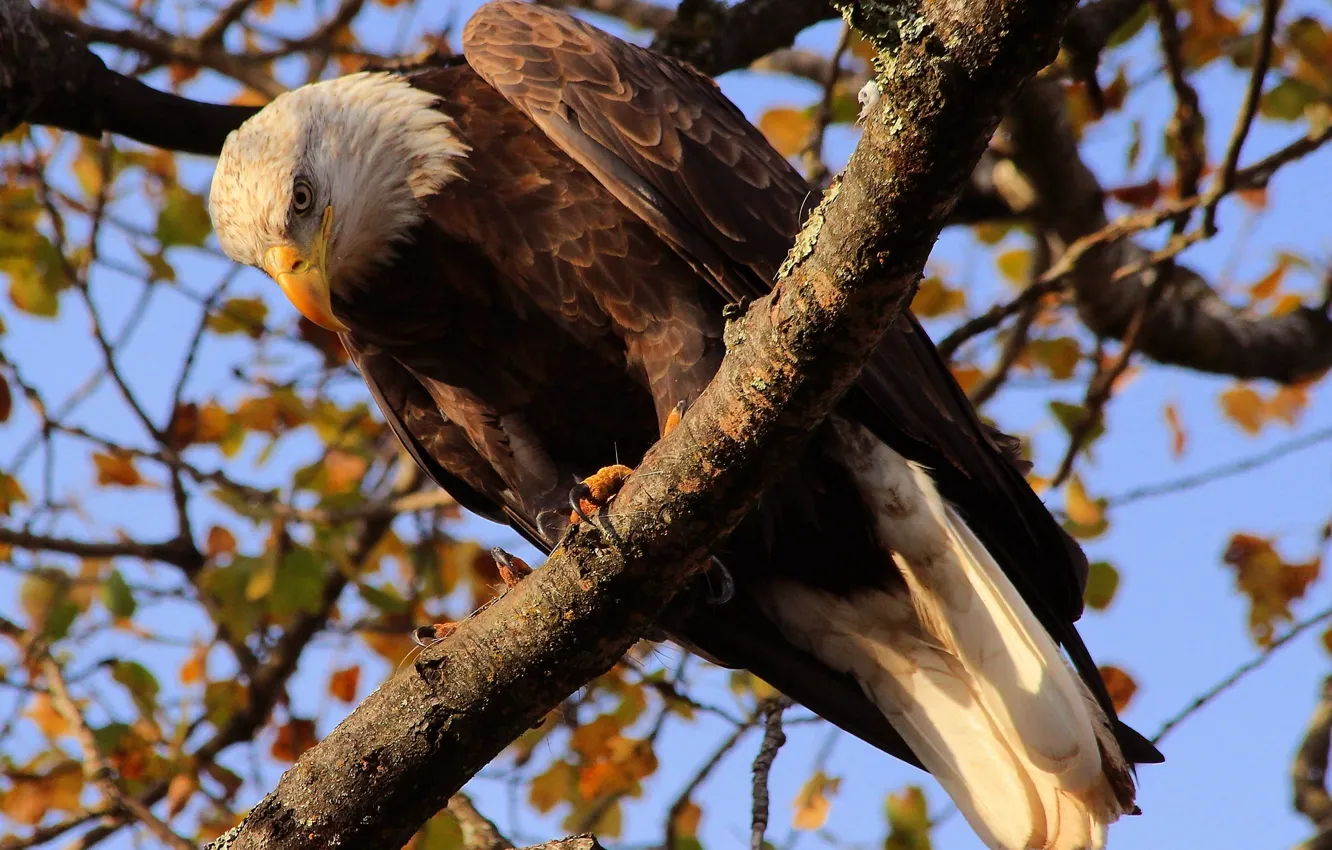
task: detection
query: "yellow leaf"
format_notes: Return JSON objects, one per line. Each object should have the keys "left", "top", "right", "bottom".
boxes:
{"left": 884, "top": 785, "right": 932, "bottom": 850}
{"left": 1029, "top": 337, "right": 1081, "bottom": 380}
{"left": 792, "top": 771, "right": 840, "bottom": 830}
{"left": 1272, "top": 292, "right": 1304, "bottom": 316}
{"left": 529, "top": 760, "right": 576, "bottom": 813}
{"left": 911, "top": 277, "right": 966, "bottom": 318}
{"left": 25, "top": 694, "right": 71, "bottom": 739}
{"left": 570, "top": 715, "right": 621, "bottom": 762}
{"left": 1163, "top": 402, "right": 1187, "bottom": 458}
{"left": 1064, "top": 475, "right": 1103, "bottom": 527}
{"left": 996, "top": 249, "right": 1031, "bottom": 285}
{"left": 1098, "top": 665, "right": 1138, "bottom": 712}
{"left": 92, "top": 450, "right": 141, "bottom": 487}
{"left": 758, "top": 107, "right": 813, "bottom": 158}
{"left": 1219, "top": 385, "right": 1265, "bottom": 435}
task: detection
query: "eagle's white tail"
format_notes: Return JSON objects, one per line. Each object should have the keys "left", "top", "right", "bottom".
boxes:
{"left": 756, "top": 418, "right": 1130, "bottom": 850}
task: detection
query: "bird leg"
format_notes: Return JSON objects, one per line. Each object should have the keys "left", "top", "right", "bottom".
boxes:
{"left": 568, "top": 401, "right": 688, "bottom": 525}
{"left": 491, "top": 546, "right": 532, "bottom": 587}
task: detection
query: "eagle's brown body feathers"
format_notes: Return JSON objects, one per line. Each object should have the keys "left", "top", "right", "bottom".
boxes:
{"left": 209, "top": 4, "right": 1163, "bottom": 846}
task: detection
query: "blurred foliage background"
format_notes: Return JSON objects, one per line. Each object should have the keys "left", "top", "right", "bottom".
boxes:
{"left": 2, "top": 0, "right": 1332, "bottom": 848}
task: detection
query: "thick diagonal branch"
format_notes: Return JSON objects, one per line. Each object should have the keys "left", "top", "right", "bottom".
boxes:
{"left": 1004, "top": 77, "right": 1332, "bottom": 384}
{"left": 205, "top": 0, "right": 1076, "bottom": 847}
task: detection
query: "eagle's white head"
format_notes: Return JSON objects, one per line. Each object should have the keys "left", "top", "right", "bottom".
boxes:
{"left": 208, "top": 72, "right": 468, "bottom": 330}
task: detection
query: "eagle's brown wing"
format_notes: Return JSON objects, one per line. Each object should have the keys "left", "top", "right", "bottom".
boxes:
{"left": 461, "top": 0, "right": 1161, "bottom": 765}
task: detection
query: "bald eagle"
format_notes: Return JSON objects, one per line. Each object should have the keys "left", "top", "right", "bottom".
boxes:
{"left": 208, "top": 3, "right": 1162, "bottom": 847}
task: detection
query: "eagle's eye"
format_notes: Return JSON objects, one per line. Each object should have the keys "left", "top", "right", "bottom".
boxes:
{"left": 292, "top": 179, "right": 315, "bottom": 215}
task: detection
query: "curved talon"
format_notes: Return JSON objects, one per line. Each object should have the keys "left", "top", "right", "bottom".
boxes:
{"left": 492, "top": 546, "right": 533, "bottom": 587}
{"left": 568, "top": 481, "right": 596, "bottom": 525}
{"left": 704, "top": 557, "right": 735, "bottom": 605}
{"left": 568, "top": 464, "right": 634, "bottom": 525}
{"left": 412, "top": 622, "right": 457, "bottom": 646}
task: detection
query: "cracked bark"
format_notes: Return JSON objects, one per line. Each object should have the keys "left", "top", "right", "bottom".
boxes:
{"left": 1003, "top": 77, "right": 1332, "bottom": 384}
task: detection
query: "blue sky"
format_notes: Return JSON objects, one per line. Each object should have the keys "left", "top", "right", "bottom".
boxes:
{"left": 2, "top": 1, "right": 1331, "bottom": 848}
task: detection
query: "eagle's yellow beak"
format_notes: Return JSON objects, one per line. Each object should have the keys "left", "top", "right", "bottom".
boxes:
{"left": 262, "top": 206, "right": 348, "bottom": 333}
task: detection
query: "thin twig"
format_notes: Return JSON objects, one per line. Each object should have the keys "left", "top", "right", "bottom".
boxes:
{"left": 1202, "top": 0, "right": 1281, "bottom": 236}
{"left": 1108, "top": 425, "right": 1332, "bottom": 508}
{"left": 1153, "top": 604, "right": 1332, "bottom": 745}
{"left": 750, "top": 696, "right": 792, "bottom": 850}
{"left": 43, "top": 656, "right": 195, "bottom": 850}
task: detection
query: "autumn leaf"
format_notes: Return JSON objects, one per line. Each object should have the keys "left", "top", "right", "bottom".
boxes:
{"left": 0, "top": 372, "right": 12, "bottom": 423}
{"left": 180, "top": 643, "right": 208, "bottom": 685}
{"left": 1219, "top": 385, "right": 1264, "bottom": 435}
{"left": 1098, "top": 666, "right": 1138, "bottom": 712}
{"left": 995, "top": 249, "right": 1032, "bottom": 286}
{"left": 911, "top": 277, "right": 966, "bottom": 318}
{"left": 950, "top": 363, "right": 985, "bottom": 397}
{"left": 1163, "top": 402, "right": 1187, "bottom": 457}
{"left": 1064, "top": 475, "right": 1108, "bottom": 539}
{"left": 529, "top": 760, "right": 577, "bottom": 813}
{"left": 792, "top": 771, "right": 841, "bottom": 830}
{"left": 207, "top": 297, "right": 269, "bottom": 338}
{"left": 0, "top": 471, "right": 27, "bottom": 516}
{"left": 328, "top": 666, "right": 360, "bottom": 703}
{"left": 1224, "top": 533, "right": 1322, "bottom": 645}
{"left": 1, "top": 762, "right": 84, "bottom": 824}
{"left": 1249, "top": 255, "right": 1294, "bottom": 301}
{"left": 271, "top": 718, "right": 317, "bottom": 762}
{"left": 1029, "top": 337, "right": 1081, "bottom": 380}
{"left": 1084, "top": 561, "right": 1120, "bottom": 611}
{"left": 156, "top": 184, "right": 212, "bottom": 247}
{"left": 884, "top": 785, "right": 932, "bottom": 850}
{"left": 672, "top": 800, "right": 703, "bottom": 839}
{"left": 166, "top": 772, "right": 198, "bottom": 817}
{"left": 206, "top": 526, "right": 237, "bottom": 560}
{"left": 92, "top": 449, "right": 142, "bottom": 487}
{"left": 1107, "top": 179, "right": 1161, "bottom": 208}
{"left": 323, "top": 449, "right": 369, "bottom": 494}
{"left": 758, "top": 107, "right": 813, "bottom": 157}
{"left": 103, "top": 569, "right": 136, "bottom": 619}
{"left": 25, "top": 694, "right": 71, "bottom": 739}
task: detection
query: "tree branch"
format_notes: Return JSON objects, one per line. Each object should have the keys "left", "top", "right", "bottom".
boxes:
{"left": 1295, "top": 676, "right": 1332, "bottom": 841}
{"left": 1003, "top": 76, "right": 1332, "bottom": 384}
{"left": 197, "top": 0, "right": 1077, "bottom": 846}
{"left": 0, "top": 0, "right": 258, "bottom": 153}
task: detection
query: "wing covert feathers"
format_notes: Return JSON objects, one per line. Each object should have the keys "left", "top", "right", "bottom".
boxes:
{"left": 757, "top": 417, "right": 1130, "bottom": 850}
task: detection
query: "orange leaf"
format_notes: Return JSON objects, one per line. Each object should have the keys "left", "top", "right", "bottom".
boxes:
{"left": 1268, "top": 384, "right": 1309, "bottom": 425}
{"left": 1219, "top": 385, "right": 1265, "bottom": 435}
{"left": 169, "top": 63, "right": 200, "bottom": 88}
{"left": 271, "top": 718, "right": 317, "bottom": 762}
{"left": 328, "top": 666, "right": 360, "bottom": 703}
{"left": 166, "top": 772, "right": 197, "bottom": 817}
{"left": 672, "top": 801, "right": 703, "bottom": 838}
{"left": 758, "top": 107, "right": 813, "bottom": 158}
{"left": 230, "top": 89, "right": 271, "bottom": 107}
{"left": 950, "top": 363, "right": 985, "bottom": 396}
{"left": 25, "top": 693, "right": 71, "bottom": 739}
{"left": 1249, "top": 255, "right": 1292, "bottom": 301}
{"left": 323, "top": 450, "right": 368, "bottom": 494}
{"left": 1164, "top": 402, "right": 1187, "bottom": 457}
{"left": 206, "top": 526, "right": 237, "bottom": 560}
{"left": 179, "top": 643, "right": 207, "bottom": 685}
{"left": 1107, "top": 178, "right": 1161, "bottom": 207}
{"left": 93, "top": 450, "right": 141, "bottom": 487}
{"left": 1098, "top": 666, "right": 1138, "bottom": 712}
